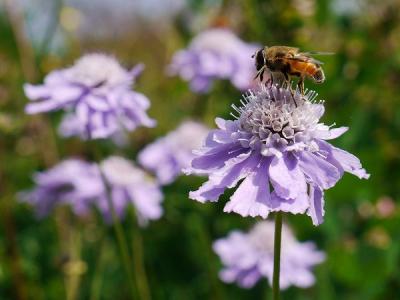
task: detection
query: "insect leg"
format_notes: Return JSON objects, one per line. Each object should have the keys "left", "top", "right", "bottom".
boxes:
{"left": 297, "top": 76, "right": 305, "bottom": 96}
{"left": 253, "top": 66, "right": 266, "bottom": 81}
{"left": 285, "top": 73, "right": 294, "bottom": 95}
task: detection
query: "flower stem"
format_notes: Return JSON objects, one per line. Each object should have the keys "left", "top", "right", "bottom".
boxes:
{"left": 272, "top": 212, "right": 283, "bottom": 300}
{"left": 101, "top": 173, "right": 137, "bottom": 299}
{"left": 89, "top": 237, "right": 105, "bottom": 300}
{"left": 132, "top": 221, "right": 151, "bottom": 300}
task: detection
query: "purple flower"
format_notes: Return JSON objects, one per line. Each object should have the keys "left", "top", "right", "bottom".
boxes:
{"left": 168, "top": 28, "right": 258, "bottom": 93}
{"left": 24, "top": 53, "right": 156, "bottom": 139}
{"left": 186, "top": 85, "right": 369, "bottom": 225}
{"left": 213, "top": 221, "right": 325, "bottom": 289}
{"left": 99, "top": 156, "right": 163, "bottom": 225}
{"left": 59, "top": 113, "right": 130, "bottom": 146}
{"left": 19, "top": 159, "right": 104, "bottom": 217}
{"left": 20, "top": 156, "right": 163, "bottom": 226}
{"left": 138, "top": 121, "right": 209, "bottom": 185}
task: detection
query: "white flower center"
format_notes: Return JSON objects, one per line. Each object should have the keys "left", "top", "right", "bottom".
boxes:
{"left": 234, "top": 85, "right": 324, "bottom": 150}
{"left": 66, "top": 54, "right": 129, "bottom": 88}
{"left": 248, "top": 221, "right": 296, "bottom": 254}
{"left": 166, "top": 121, "right": 208, "bottom": 151}
{"left": 190, "top": 29, "right": 246, "bottom": 55}
{"left": 100, "top": 156, "right": 146, "bottom": 186}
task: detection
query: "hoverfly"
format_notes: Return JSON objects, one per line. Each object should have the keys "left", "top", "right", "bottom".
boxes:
{"left": 252, "top": 46, "right": 333, "bottom": 94}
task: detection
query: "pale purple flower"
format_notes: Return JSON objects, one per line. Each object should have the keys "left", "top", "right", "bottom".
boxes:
{"left": 19, "top": 159, "right": 104, "bottom": 217}
{"left": 138, "top": 121, "right": 209, "bottom": 185}
{"left": 24, "top": 53, "right": 156, "bottom": 139}
{"left": 20, "top": 156, "right": 163, "bottom": 226}
{"left": 99, "top": 156, "right": 163, "bottom": 225}
{"left": 59, "top": 113, "right": 130, "bottom": 146}
{"left": 168, "top": 28, "right": 258, "bottom": 93}
{"left": 186, "top": 85, "right": 369, "bottom": 225}
{"left": 213, "top": 221, "right": 325, "bottom": 289}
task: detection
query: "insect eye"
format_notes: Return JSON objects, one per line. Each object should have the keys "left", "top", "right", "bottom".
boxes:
{"left": 254, "top": 50, "right": 265, "bottom": 70}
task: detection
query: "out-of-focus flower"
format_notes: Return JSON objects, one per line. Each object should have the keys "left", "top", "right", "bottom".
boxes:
{"left": 58, "top": 113, "right": 129, "bottom": 146}
{"left": 99, "top": 156, "right": 163, "bottom": 225}
{"left": 168, "top": 28, "right": 258, "bottom": 93}
{"left": 365, "top": 226, "right": 391, "bottom": 249}
{"left": 138, "top": 121, "right": 209, "bottom": 185}
{"left": 19, "top": 159, "right": 104, "bottom": 217}
{"left": 213, "top": 221, "right": 325, "bottom": 289}
{"left": 24, "top": 53, "right": 155, "bottom": 139}
{"left": 186, "top": 85, "right": 369, "bottom": 225}
{"left": 357, "top": 201, "right": 375, "bottom": 219}
{"left": 375, "top": 196, "right": 396, "bottom": 218}
{"left": 20, "top": 156, "right": 163, "bottom": 226}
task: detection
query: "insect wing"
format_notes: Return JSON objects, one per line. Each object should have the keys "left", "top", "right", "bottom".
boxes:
{"left": 288, "top": 54, "right": 324, "bottom": 65}
{"left": 301, "top": 51, "right": 335, "bottom": 56}
{"left": 285, "top": 56, "right": 323, "bottom": 65}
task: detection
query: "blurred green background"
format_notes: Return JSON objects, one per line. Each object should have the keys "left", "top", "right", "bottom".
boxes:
{"left": 0, "top": 0, "right": 399, "bottom": 299}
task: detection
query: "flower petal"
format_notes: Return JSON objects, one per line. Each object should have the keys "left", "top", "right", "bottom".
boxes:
{"left": 215, "top": 117, "right": 227, "bottom": 130}
{"left": 313, "top": 125, "right": 348, "bottom": 140}
{"left": 326, "top": 127, "right": 348, "bottom": 139}
{"left": 189, "top": 151, "right": 257, "bottom": 203}
{"left": 25, "top": 99, "right": 62, "bottom": 114}
{"left": 268, "top": 191, "right": 309, "bottom": 214}
{"left": 269, "top": 153, "right": 306, "bottom": 200}
{"left": 188, "top": 142, "right": 247, "bottom": 174}
{"left": 129, "top": 63, "right": 145, "bottom": 81}
{"left": 24, "top": 84, "right": 50, "bottom": 100}
{"left": 307, "top": 184, "right": 325, "bottom": 226}
{"left": 86, "top": 94, "right": 110, "bottom": 111}
{"left": 223, "top": 157, "right": 272, "bottom": 218}
{"left": 330, "top": 146, "right": 370, "bottom": 179}
{"left": 297, "top": 151, "right": 341, "bottom": 189}
{"left": 128, "top": 184, "right": 163, "bottom": 225}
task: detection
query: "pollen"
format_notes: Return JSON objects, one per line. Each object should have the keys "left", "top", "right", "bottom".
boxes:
{"left": 232, "top": 84, "right": 323, "bottom": 152}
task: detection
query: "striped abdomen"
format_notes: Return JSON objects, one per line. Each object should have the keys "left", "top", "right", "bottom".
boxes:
{"left": 289, "top": 60, "right": 325, "bottom": 83}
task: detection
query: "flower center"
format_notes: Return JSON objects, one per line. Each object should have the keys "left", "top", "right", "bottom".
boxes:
{"left": 167, "top": 121, "right": 208, "bottom": 150}
{"left": 234, "top": 85, "right": 323, "bottom": 148}
{"left": 100, "top": 156, "right": 145, "bottom": 186}
{"left": 248, "top": 221, "right": 296, "bottom": 254}
{"left": 191, "top": 29, "right": 243, "bottom": 55}
{"left": 67, "top": 54, "right": 129, "bottom": 88}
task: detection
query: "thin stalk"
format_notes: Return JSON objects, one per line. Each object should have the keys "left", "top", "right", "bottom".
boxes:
{"left": 272, "top": 212, "right": 283, "bottom": 300}
{"left": 38, "top": 0, "right": 63, "bottom": 58}
{"left": 3, "top": 0, "right": 36, "bottom": 81}
{"left": 131, "top": 220, "right": 151, "bottom": 300}
{"left": 65, "top": 222, "right": 83, "bottom": 300}
{"left": 90, "top": 237, "right": 106, "bottom": 300}
{"left": 101, "top": 172, "right": 137, "bottom": 299}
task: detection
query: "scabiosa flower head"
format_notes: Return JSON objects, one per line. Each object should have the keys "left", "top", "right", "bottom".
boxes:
{"left": 168, "top": 28, "right": 258, "bottom": 93}
{"left": 99, "top": 156, "right": 163, "bottom": 225}
{"left": 186, "top": 85, "right": 369, "bottom": 225}
{"left": 19, "top": 159, "right": 104, "bottom": 217}
{"left": 138, "top": 121, "right": 209, "bottom": 185}
{"left": 24, "top": 53, "right": 156, "bottom": 139}
{"left": 213, "top": 221, "right": 325, "bottom": 289}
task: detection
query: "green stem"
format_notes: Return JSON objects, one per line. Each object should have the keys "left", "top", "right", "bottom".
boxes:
{"left": 132, "top": 221, "right": 151, "bottom": 300}
{"left": 272, "top": 212, "right": 283, "bottom": 300}
{"left": 90, "top": 238, "right": 105, "bottom": 300}
{"left": 65, "top": 221, "right": 82, "bottom": 300}
{"left": 101, "top": 173, "right": 137, "bottom": 299}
